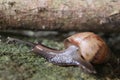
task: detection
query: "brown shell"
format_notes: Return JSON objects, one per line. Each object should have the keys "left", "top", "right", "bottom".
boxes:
{"left": 64, "top": 32, "right": 110, "bottom": 64}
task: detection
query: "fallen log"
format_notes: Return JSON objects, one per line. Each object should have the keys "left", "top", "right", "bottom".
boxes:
{"left": 0, "top": 0, "right": 120, "bottom": 32}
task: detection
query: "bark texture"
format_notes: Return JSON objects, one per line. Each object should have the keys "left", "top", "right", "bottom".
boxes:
{"left": 0, "top": 0, "right": 120, "bottom": 32}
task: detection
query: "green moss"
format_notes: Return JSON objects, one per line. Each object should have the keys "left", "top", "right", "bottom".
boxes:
{"left": 0, "top": 37, "right": 119, "bottom": 80}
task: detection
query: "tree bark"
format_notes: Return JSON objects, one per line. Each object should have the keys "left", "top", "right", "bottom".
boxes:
{"left": 0, "top": 0, "right": 120, "bottom": 32}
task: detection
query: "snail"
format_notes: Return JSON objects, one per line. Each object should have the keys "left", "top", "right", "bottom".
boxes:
{"left": 7, "top": 32, "right": 111, "bottom": 74}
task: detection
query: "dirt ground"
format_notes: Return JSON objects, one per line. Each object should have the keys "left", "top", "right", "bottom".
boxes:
{"left": 0, "top": 32, "right": 119, "bottom": 80}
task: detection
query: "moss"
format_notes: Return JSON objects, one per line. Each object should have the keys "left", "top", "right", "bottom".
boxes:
{"left": 0, "top": 36, "right": 119, "bottom": 80}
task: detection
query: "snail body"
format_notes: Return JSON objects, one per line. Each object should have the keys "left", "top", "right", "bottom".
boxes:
{"left": 8, "top": 32, "right": 110, "bottom": 74}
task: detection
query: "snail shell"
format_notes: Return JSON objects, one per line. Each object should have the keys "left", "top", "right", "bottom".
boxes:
{"left": 64, "top": 32, "right": 110, "bottom": 64}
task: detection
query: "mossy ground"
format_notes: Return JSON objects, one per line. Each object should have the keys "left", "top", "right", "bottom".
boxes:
{"left": 0, "top": 34, "right": 119, "bottom": 80}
